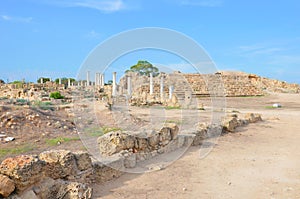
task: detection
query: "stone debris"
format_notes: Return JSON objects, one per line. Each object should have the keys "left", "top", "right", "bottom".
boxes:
{"left": 0, "top": 174, "right": 15, "bottom": 198}
{"left": 0, "top": 150, "right": 97, "bottom": 198}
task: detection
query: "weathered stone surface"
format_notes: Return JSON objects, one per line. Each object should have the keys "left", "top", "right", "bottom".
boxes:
{"left": 20, "top": 190, "right": 38, "bottom": 199}
{"left": 35, "top": 178, "right": 92, "bottom": 199}
{"left": 245, "top": 113, "right": 262, "bottom": 123}
{"left": 73, "top": 151, "right": 92, "bottom": 171}
{"left": 123, "top": 153, "right": 136, "bottom": 168}
{"left": 98, "top": 131, "right": 135, "bottom": 156}
{"left": 164, "top": 123, "right": 179, "bottom": 140}
{"left": 0, "top": 155, "right": 44, "bottom": 191}
{"left": 92, "top": 156, "right": 124, "bottom": 183}
{"left": 0, "top": 174, "right": 15, "bottom": 197}
{"left": 192, "top": 127, "right": 208, "bottom": 146}
{"left": 223, "top": 116, "right": 239, "bottom": 132}
{"left": 39, "top": 150, "right": 77, "bottom": 179}
{"left": 148, "top": 133, "right": 160, "bottom": 148}
{"left": 135, "top": 137, "right": 148, "bottom": 150}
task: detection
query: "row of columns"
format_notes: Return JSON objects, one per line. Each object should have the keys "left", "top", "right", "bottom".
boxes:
{"left": 125, "top": 73, "right": 173, "bottom": 100}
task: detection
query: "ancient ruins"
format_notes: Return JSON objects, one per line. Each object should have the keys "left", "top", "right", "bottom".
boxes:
{"left": 0, "top": 70, "right": 299, "bottom": 198}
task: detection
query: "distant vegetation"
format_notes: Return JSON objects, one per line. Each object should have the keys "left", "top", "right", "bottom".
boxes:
{"left": 50, "top": 91, "right": 64, "bottom": 99}
{"left": 125, "top": 60, "right": 159, "bottom": 77}
{"left": 37, "top": 77, "right": 50, "bottom": 83}
{"left": 0, "top": 79, "right": 5, "bottom": 84}
{"left": 54, "top": 77, "right": 76, "bottom": 86}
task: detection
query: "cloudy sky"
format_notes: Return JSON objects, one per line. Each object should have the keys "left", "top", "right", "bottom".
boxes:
{"left": 0, "top": 0, "right": 300, "bottom": 83}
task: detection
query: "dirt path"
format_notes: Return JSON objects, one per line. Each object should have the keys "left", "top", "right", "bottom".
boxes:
{"left": 92, "top": 93, "right": 300, "bottom": 199}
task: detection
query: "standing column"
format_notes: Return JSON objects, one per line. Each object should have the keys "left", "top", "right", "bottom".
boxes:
{"left": 112, "top": 72, "right": 117, "bottom": 96}
{"left": 160, "top": 76, "right": 164, "bottom": 100}
{"left": 58, "top": 78, "right": 62, "bottom": 85}
{"left": 149, "top": 72, "right": 153, "bottom": 95}
{"left": 169, "top": 85, "right": 174, "bottom": 100}
{"left": 95, "top": 73, "right": 98, "bottom": 86}
{"left": 99, "top": 74, "right": 102, "bottom": 87}
{"left": 86, "top": 71, "right": 90, "bottom": 86}
{"left": 101, "top": 74, "right": 105, "bottom": 86}
{"left": 127, "top": 76, "right": 132, "bottom": 96}
{"left": 68, "top": 78, "right": 71, "bottom": 87}
{"left": 40, "top": 78, "right": 43, "bottom": 84}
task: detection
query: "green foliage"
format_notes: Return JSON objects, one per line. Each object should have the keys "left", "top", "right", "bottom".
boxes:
{"left": 54, "top": 77, "right": 76, "bottom": 85}
{"left": 32, "top": 101, "right": 54, "bottom": 111}
{"left": 46, "top": 137, "right": 80, "bottom": 146}
{"left": 0, "top": 79, "right": 5, "bottom": 84}
{"left": 165, "top": 106, "right": 181, "bottom": 110}
{"left": 50, "top": 91, "right": 64, "bottom": 99}
{"left": 126, "top": 60, "right": 159, "bottom": 77}
{"left": 0, "top": 145, "right": 34, "bottom": 158}
{"left": 15, "top": 98, "right": 29, "bottom": 105}
{"left": 37, "top": 77, "right": 50, "bottom": 83}
{"left": 106, "top": 80, "right": 113, "bottom": 85}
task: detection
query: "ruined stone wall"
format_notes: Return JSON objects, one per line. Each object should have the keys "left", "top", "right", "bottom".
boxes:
{"left": 120, "top": 71, "right": 299, "bottom": 100}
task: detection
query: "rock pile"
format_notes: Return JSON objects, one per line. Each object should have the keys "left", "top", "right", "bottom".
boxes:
{"left": 0, "top": 150, "right": 124, "bottom": 198}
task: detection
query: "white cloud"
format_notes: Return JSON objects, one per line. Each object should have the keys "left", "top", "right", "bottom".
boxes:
{"left": 85, "top": 30, "right": 101, "bottom": 39}
{"left": 1, "top": 15, "right": 33, "bottom": 23}
{"left": 180, "top": 0, "right": 223, "bottom": 7}
{"left": 238, "top": 44, "right": 284, "bottom": 56}
{"left": 42, "top": 0, "right": 126, "bottom": 13}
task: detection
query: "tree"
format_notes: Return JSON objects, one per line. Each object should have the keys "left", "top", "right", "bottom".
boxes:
{"left": 0, "top": 79, "right": 5, "bottom": 84}
{"left": 37, "top": 77, "right": 50, "bottom": 83}
{"left": 54, "top": 78, "right": 76, "bottom": 85}
{"left": 126, "top": 60, "right": 159, "bottom": 77}
{"left": 106, "top": 80, "right": 113, "bottom": 85}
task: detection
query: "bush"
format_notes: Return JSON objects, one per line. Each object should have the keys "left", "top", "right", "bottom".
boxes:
{"left": 50, "top": 91, "right": 64, "bottom": 99}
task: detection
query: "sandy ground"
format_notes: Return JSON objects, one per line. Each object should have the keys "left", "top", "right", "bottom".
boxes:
{"left": 92, "top": 93, "right": 300, "bottom": 199}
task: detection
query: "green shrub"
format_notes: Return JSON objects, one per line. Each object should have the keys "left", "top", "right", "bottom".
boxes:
{"left": 32, "top": 101, "right": 54, "bottom": 111}
{"left": 50, "top": 91, "right": 64, "bottom": 99}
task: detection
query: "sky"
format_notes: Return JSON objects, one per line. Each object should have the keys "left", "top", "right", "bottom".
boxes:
{"left": 0, "top": 0, "right": 300, "bottom": 83}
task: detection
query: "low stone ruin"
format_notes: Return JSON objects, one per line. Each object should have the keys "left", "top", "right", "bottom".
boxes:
{"left": 97, "top": 113, "right": 263, "bottom": 170}
{"left": 0, "top": 112, "right": 262, "bottom": 198}
{"left": 0, "top": 150, "right": 123, "bottom": 198}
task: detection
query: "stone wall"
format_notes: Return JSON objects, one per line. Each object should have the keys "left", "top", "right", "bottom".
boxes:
{"left": 119, "top": 71, "right": 299, "bottom": 101}
{"left": 0, "top": 112, "right": 263, "bottom": 198}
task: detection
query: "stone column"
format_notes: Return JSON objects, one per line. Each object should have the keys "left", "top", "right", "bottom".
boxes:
{"left": 150, "top": 72, "right": 153, "bottom": 95}
{"left": 58, "top": 78, "right": 62, "bottom": 85}
{"left": 112, "top": 72, "right": 117, "bottom": 96}
{"left": 160, "top": 76, "right": 164, "bottom": 100}
{"left": 40, "top": 78, "right": 43, "bottom": 84}
{"left": 86, "top": 71, "right": 90, "bottom": 86}
{"left": 127, "top": 76, "right": 131, "bottom": 96}
{"left": 68, "top": 78, "right": 71, "bottom": 87}
{"left": 95, "top": 73, "right": 99, "bottom": 86}
{"left": 169, "top": 85, "right": 174, "bottom": 100}
{"left": 101, "top": 74, "right": 105, "bottom": 86}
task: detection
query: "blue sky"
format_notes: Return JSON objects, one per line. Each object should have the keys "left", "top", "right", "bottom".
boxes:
{"left": 0, "top": 0, "right": 300, "bottom": 83}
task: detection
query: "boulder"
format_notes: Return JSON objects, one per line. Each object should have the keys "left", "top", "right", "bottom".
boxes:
{"left": 223, "top": 116, "right": 239, "bottom": 132}
{"left": 97, "top": 131, "right": 135, "bottom": 156}
{"left": 73, "top": 151, "right": 92, "bottom": 171}
{"left": 39, "top": 150, "right": 78, "bottom": 179}
{"left": 0, "top": 155, "right": 44, "bottom": 191}
{"left": 0, "top": 174, "right": 15, "bottom": 198}
{"left": 34, "top": 178, "right": 92, "bottom": 199}
{"left": 245, "top": 113, "right": 262, "bottom": 123}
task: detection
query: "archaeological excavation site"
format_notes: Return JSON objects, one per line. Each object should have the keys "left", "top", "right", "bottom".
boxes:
{"left": 0, "top": 70, "right": 299, "bottom": 199}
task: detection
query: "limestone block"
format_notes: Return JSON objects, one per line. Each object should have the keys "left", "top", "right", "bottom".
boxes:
{"left": 0, "top": 174, "right": 15, "bottom": 198}
{"left": 98, "top": 131, "right": 135, "bottom": 156}
{"left": 0, "top": 155, "right": 44, "bottom": 191}
{"left": 39, "top": 150, "right": 78, "bottom": 179}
